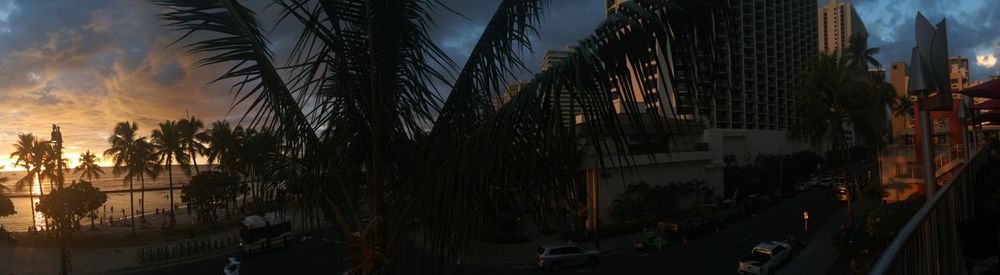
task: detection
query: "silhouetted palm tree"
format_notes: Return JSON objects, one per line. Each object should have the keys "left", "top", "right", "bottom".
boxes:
{"left": 10, "top": 133, "right": 38, "bottom": 228}
{"left": 133, "top": 138, "right": 160, "bottom": 225}
{"left": 157, "top": 0, "right": 699, "bottom": 272}
{"left": 0, "top": 166, "right": 14, "bottom": 222}
{"left": 205, "top": 121, "right": 241, "bottom": 173}
{"left": 894, "top": 94, "right": 915, "bottom": 118}
{"left": 104, "top": 121, "right": 140, "bottom": 235}
{"left": 38, "top": 142, "right": 66, "bottom": 191}
{"left": 75, "top": 150, "right": 105, "bottom": 182}
{"left": 845, "top": 33, "right": 881, "bottom": 72}
{"left": 792, "top": 53, "right": 885, "bottom": 151}
{"left": 151, "top": 120, "right": 190, "bottom": 227}
{"left": 178, "top": 116, "right": 208, "bottom": 174}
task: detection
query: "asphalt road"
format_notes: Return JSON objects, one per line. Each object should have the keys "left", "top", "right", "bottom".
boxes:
{"left": 129, "top": 237, "right": 347, "bottom": 275}
{"left": 132, "top": 188, "right": 846, "bottom": 275}
{"left": 460, "top": 187, "right": 847, "bottom": 275}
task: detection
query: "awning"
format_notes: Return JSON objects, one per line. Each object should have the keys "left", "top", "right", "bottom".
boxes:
{"left": 959, "top": 79, "right": 1000, "bottom": 99}
{"left": 971, "top": 99, "right": 1000, "bottom": 110}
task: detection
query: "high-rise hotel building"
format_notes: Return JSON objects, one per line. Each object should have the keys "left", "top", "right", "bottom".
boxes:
{"left": 578, "top": 0, "right": 820, "bottom": 221}
{"left": 603, "top": 0, "right": 817, "bottom": 147}
{"left": 818, "top": 0, "right": 868, "bottom": 56}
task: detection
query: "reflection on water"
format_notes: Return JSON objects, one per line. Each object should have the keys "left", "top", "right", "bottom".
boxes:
{"left": 0, "top": 166, "right": 204, "bottom": 232}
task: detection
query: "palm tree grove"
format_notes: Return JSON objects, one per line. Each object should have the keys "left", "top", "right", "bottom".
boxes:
{"left": 1, "top": 0, "right": 1000, "bottom": 274}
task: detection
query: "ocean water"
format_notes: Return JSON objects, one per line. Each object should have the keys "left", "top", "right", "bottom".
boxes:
{"left": 0, "top": 165, "right": 209, "bottom": 232}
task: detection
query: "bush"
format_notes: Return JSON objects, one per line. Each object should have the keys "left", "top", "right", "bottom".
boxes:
{"left": 561, "top": 217, "right": 659, "bottom": 242}
{"left": 182, "top": 171, "right": 243, "bottom": 224}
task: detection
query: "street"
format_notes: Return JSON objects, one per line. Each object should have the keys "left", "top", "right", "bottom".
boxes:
{"left": 126, "top": 237, "right": 346, "bottom": 275}
{"left": 126, "top": 187, "right": 847, "bottom": 275}
{"left": 461, "top": 187, "right": 847, "bottom": 275}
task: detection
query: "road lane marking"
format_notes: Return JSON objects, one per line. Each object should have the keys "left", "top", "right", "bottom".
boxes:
{"left": 732, "top": 233, "right": 756, "bottom": 245}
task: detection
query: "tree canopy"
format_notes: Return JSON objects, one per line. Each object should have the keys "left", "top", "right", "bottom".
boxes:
{"left": 36, "top": 181, "right": 108, "bottom": 231}
{"left": 182, "top": 171, "right": 244, "bottom": 224}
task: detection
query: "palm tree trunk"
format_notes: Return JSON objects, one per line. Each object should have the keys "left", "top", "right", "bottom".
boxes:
{"left": 38, "top": 173, "right": 49, "bottom": 232}
{"left": 129, "top": 177, "right": 135, "bottom": 236}
{"left": 27, "top": 169, "right": 36, "bottom": 231}
{"left": 140, "top": 175, "right": 146, "bottom": 224}
{"left": 191, "top": 149, "right": 200, "bottom": 174}
{"left": 168, "top": 158, "right": 176, "bottom": 227}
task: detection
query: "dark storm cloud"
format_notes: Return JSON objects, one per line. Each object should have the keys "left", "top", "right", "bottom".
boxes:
{"left": 432, "top": 0, "right": 605, "bottom": 77}
{"left": 848, "top": 0, "right": 1000, "bottom": 81}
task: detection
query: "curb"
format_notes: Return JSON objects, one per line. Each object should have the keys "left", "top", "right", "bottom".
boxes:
{"left": 464, "top": 247, "right": 633, "bottom": 269}
{"left": 95, "top": 246, "right": 239, "bottom": 275}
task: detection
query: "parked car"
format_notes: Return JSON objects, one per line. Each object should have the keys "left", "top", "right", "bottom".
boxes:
{"left": 820, "top": 176, "right": 833, "bottom": 187}
{"left": 738, "top": 241, "right": 792, "bottom": 275}
{"left": 795, "top": 182, "right": 809, "bottom": 193}
{"left": 536, "top": 241, "right": 600, "bottom": 271}
{"left": 835, "top": 184, "right": 849, "bottom": 202}
{"left": 806, "top": 178, "right": 820, "bottom": 189}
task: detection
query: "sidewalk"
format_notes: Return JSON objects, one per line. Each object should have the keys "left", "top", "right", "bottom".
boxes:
{"left": 0, "top": 228, "right": 240, "bottom": 274}
{"left": 0, "top": 207, "right": 246, "bottom": 275}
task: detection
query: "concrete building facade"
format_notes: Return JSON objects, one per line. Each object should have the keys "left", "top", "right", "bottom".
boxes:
{"left": 950, "top": 56, "right": 970, "bottom": 91}
{"left": 582, "top": 0, "right": 818, "bottom": 222}
{"left": 818, "top": 0, "right": 868, "bottom": 56}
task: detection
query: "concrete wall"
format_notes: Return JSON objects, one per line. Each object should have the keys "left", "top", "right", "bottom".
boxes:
{"left": 580, "top": 129, "right": 811, "bottom": 222}
{"left": 703, "top": 129, "right": 811, "bottom": 166}
{"left": 587, "top": 153, "right": 723, "bottom": 221}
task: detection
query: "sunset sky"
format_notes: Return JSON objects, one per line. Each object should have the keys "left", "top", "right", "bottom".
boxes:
{"left": 0, "top": 0, "right": 997, "bottom": 170}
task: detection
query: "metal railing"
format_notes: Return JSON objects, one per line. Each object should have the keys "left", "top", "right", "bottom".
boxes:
{"left": 870, "top": 146, "right": 989, "bottom": 274}
{"left": 889, "top": 144, "right": 979, "bottom": 179}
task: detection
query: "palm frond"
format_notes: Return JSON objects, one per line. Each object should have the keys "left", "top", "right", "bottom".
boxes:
{"left": 155, "top": 0, "right": 316, "bottom": 144}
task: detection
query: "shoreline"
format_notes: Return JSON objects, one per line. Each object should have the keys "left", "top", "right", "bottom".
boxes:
{"left": 5, "top": 186, "right": 186, "bottom": 198}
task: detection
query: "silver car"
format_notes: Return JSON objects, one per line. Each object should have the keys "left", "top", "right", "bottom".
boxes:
{"left": 536, "top": 242, "right": 600, "bottom": 271}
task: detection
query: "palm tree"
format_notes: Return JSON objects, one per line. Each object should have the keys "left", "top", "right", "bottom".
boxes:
{"left": 104, "top": 121, "right": 140, "bottom": 235}
{"left": 792, "top": 53, "right": 885, "bottom": 226}
{"left": 157, "top": 0, "right": 698, "bottom": 272}
{"left": 10, "top": 134, "right": 38, "bottom": 229}
{"left": 893, "top": 94, "right": 915, "bottom": 118}
{"left": 75, "top": 150, "right": 105, "bottom": 182}
{"left": 204, "top": 121, "right": 241, "bottom": 173}
{"left": 844, "top": 33, "right": 881, "bottom": 72}
{"left": 132, "top": 138, "right": 160, "bottom": 225}
{"left": 38, "top": 142, "right": 66, "bottom": 192}
{"left": 178, "top": 116, "right": 208, "bottom": 174}
{"left": 151, "top": 120, "right": 191, "bottom": 227}
{"left": 0, "top": 166, "right": 14, "bottom": 225}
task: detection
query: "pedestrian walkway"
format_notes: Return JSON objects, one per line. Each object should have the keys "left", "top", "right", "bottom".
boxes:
{"left": 0, "top": 228, "right": 240, "bottom": 274}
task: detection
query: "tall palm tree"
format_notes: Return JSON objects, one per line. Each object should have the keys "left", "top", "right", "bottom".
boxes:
{"left": 792, "top": 53, "right": 885, "bottom": 226}
{"left": 793, "top": 53, "right": 885, "bottom": 150}
{"left": 844, "top": 33, "right": 881, "bottom": 72}
{"left": 75, "top": 150, "right": 105, "bottom": 182}
{"left": 204, "top": 121, "right": 241, "bottom": 173}
{"left": 151, "top": 120, "right": 191, "bottom": 227}
{"left": 132, "top": 138, "right": 160, "bottom": 225}
{"left": 157, "top": 0, "right": 696, "bottom": 272}
{"left": 178, "top": 116, "right": 208, "bottom": 174}
{"left": 10, "top": 134, "right": 38, "bottom": 228}
{"left": 38, "top": 142, "right": 67, "bottom": 192}
{"left": 104, "top": 121, "right": 140, "bottom": 235}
